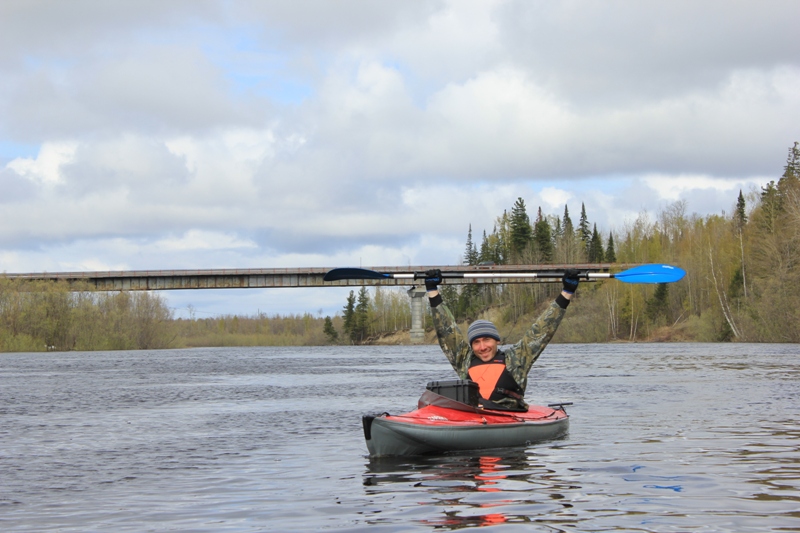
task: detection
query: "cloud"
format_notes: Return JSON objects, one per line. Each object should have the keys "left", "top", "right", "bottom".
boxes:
{"left": 0, "top": 0, "right": 798, "bottom": 315}
{"left": 7, "top": 141, "right": 77, "bottom": 185}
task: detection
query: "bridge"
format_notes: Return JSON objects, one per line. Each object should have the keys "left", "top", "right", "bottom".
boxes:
{"left": 4, "top": 263, "right": 627, "bottom": 343}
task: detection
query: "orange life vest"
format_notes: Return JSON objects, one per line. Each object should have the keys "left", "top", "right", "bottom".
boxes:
{"left": 467, "top": 352, "right": 524, "bottom": 409}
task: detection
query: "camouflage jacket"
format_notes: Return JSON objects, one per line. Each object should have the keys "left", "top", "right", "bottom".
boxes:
{"left": 430, "top": 299, "right": 567, "bottom": 408}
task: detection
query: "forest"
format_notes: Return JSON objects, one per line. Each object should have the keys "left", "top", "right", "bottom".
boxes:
{"left": 337, "top": 142, "right": 800, "bottom": 345}
{"left": 0, "top": 142, "right": 797, "bottom": 351}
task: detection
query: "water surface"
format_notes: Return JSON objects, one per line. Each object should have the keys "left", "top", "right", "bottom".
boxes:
{"left": 1, "top": 343, "right": 798, "bottom": 531}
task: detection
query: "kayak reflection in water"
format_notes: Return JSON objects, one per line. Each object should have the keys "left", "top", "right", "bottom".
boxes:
{"left": 424, "top": 268, "right": 580, "bottom": 411}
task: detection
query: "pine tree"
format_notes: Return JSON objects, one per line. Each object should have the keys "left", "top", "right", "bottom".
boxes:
{"left": 778, "top": 141, "right": 800, "bottom": 199}
{"left": 646, "top": 283, "right": 670, "bottom": 324}
{"left": 509, "top": 197, "right": 532, "bottom": 261}
{"left": 578, "top": 203, "right": 591, "bottom": 245}
{"left": 533, "top": 207, "right": 554, "bottom": 262}
{"left": 553, "top": 216, "right": 563, "bottom": 242}
{"left": 463, "top": 224, "right": 479, "bottom": 265}
{"left": 605, "top": 231, "right": 617, "bottom": 263}
{"left": 479, "top": 230, "right": 491, "bottom": 263}
{"left": 353, "top": 286, "right": 371, "bottom": 343}
{"left": 562, "top": 205, "right": 574, "bottom": 236}
{"left": 323, "top": 316, "right": 339, "bottom": 343}
{"left": 782, "top": 141, "right": 800, "bottom": 180}
{"left": 735, "top": 189, "right": 747, "bottom": 231}
{"left": 588, "top": 224, "right": 604, "bottom": 262}
{"left": 342, "top": 290, "right": 356, "bottom": 342}
{"left": 760, "top": 181, "right": 780, "bottom": 234}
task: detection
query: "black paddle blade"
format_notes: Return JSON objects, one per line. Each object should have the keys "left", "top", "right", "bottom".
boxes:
{"left": 323, "top": 268, "right": 391, "bottom": 281}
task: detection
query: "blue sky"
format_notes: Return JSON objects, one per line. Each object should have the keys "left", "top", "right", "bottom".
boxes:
{"left": 1, "top": 0, "right": 798, "bottom": 318}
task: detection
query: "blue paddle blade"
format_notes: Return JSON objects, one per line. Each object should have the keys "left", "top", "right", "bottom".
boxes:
{"left": 614, "top": 264, "right": 686, "bottom": 284}
{"left": 323, "top": 268, "right": 391, "bottom": 281}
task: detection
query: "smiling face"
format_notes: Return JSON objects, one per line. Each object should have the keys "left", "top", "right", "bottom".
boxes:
{"left": 471, "top": 336, "right": 499, "bottom": 362}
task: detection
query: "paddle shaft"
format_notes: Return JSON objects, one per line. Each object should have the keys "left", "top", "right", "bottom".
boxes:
{"left": 323, "top": 264, "right": 686, "bottom": 284}
{"left": 388, "top": 272, "right": 610, "bottom": 280}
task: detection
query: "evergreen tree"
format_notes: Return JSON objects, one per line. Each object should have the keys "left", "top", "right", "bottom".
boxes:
{"left": 605, "top": 231, "right": 617, "bottom": 263}
{"left": 588, "top": 224, "right": 604, "bottom": 262}
{"left": 323, "top": 316, "right": 338, "bottom": 343}
{"left": 463, "top": 224, "right": 479, "bottom": 265}
{"left": 782, "top": 141, "right": 800, "bottom": 180}
{"left": 533, "top": 207, "right": 554, "bottom": 262}
{"left": 735, "top": 189, "right": 747, "bottom": 231}
{"left": 509, "top": 197, "right": 532, "bottom": 261}
{"left": 578, "top": 202, "right": 591, "bottom": 245}
{"left": 646, "top": 283, "right": 670, "bottom": 324}
{"left": 342, "top": 290, "right": 356, "bottom": 342}
{"left": 760, "top": 181, "right": 780, "bottom": 234}
{"left": 352, "top": 286, "right": 371, "bottom": 343}
{"left": 479, "top": 230, "right": 491, "bottom": 263}
{"left": 778, "top": 141, "right": 800, "bottom": 199}
{"left": 553, "top": 216, "right": 563, "bottom": 242}
{"left": 562, "top": 205, "right": 574, "bottom": 236}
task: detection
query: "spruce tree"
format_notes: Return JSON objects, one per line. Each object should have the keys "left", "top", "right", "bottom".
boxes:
{"left": 353, "top": 286, "right": 371, "bottom": 343}
{"left": 760, "top": 181, "right": 780, "bottom": 234}
{"left": 605, "top": 231, "right": 617, "bottom": 263}
{"left": 782, "top": 141, "right": 800, "bottom": 180}
{"left": 533, "top": 207, "right": 554, "bottom": 262}
{"left": 562, "top": 205, "right": 574, "bottom": 236}
{"left": 463, "top": 224, "right": 479, "bottom": 265}
{"left": 342, "top": 290, "right": 356, "bottom": 341}
{"left": 323, "top": 316, "right": 339, "bottom": 343}
{"left": 578, "top": 203, "right": 591, "bottom": 245}
{"left": 646, "top": 283, "right": 670, "bottom": 324}
{"left": 588, "top": 224, "right": 604, "bottom": 263}
{"left": 778, "top": 141, "right": 800, "bottom": 198}
{"left": 553, "top": 217, "right": 563, "bottom": 241}
{"left": 479, "top": 230, "right": 491, "bottom": 263}
{"left": 509, "top": 197, "right": 532, "bottom": 261}
{"left": 735, "top": 190, "right": 747, "bottom": 231}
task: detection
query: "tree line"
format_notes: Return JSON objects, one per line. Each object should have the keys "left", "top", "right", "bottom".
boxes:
{"left": 2, "top": 142, "right": 797, "bottom": 351}
{"left": 0, "top": 277, "right": 357, "bottom": 351}
{"left": 0, "top": 279, "right": 175, "bottom": 351}
{"left": 428, "top": 141, "right": 800, "bottom": 343}
{"left": 325, "top": 141, "right": 797, "bottom": 344}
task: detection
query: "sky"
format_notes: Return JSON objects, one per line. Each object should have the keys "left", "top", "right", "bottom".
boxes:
{"left": 1, "top": 0, "right": 799, "bottom": 318}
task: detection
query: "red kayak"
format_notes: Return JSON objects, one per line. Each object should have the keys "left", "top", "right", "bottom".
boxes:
{"left": 362, "top": 381, "right": 570, "bottom": 457}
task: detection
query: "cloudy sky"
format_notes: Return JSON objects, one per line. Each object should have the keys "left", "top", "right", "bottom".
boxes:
{"left": 1, "top": 0, "right": 798, "bottom": 318}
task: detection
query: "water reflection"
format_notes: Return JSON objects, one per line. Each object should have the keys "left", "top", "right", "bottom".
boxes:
{"left": 364, "top": 449, "right": 578, "bottom": 528}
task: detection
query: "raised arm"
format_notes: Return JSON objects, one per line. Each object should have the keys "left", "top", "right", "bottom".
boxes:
{"left": 426, "top": 270, "right": 471, "bottom": 378}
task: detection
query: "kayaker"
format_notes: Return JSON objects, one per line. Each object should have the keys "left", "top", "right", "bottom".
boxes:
{"left": 424, "top": 268, "right": 580, "bottom": 411}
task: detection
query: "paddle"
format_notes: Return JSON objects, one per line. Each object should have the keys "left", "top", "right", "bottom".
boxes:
{"left": 323, "top": 264, "right": 686, "bottom": 284}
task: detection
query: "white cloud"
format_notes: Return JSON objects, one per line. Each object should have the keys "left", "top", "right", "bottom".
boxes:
{"left": 7, "top": 141, "right": 77, "bottom": 185}
{"left": 154, "top": 230, "right": 258, "bottom": 252}
{"left": 642, "top": 174, "right": 765, "bottom": 202}
{"left": 540, "top": 187, "right": 573, "bottom": 211}
{"left": 0, "top": 1, "right": 798, "bottom": 315}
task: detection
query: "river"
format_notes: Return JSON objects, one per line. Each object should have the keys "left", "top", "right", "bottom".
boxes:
{"left": 1, "top": 343, "right": 798, "bottom": 531}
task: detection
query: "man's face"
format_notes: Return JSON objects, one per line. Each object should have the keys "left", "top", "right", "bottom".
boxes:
{"left": 471, "top": 336, "right": 499, "bottom": 362}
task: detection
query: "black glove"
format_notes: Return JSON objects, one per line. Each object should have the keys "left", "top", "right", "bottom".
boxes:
{"left": 424, "top": 269, "right": 442, "bottom": 291}
{"left": 562, "top": 269, "right": 580, "bottom": 294}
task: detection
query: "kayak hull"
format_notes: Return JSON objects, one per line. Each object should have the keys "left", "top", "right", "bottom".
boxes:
{"left": 363, "top": 393, "right": 569, "bottom": 457}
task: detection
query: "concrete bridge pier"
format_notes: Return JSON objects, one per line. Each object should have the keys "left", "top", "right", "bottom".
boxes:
{"left": 407, "top": 286, "right": 428, "bottom": 344}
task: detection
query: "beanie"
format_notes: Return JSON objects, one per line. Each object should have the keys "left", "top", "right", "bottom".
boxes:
{"left": 467, "top": 320, "right": 500, "bottom": 345}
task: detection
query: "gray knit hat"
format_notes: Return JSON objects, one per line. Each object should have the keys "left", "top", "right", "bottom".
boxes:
{"left": 467, "top": 320, "right": 500, "bottom": 345}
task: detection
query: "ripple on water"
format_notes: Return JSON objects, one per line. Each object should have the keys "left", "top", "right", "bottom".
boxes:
{"left": 1, "top": 344, "right": 799, "bottom": 532}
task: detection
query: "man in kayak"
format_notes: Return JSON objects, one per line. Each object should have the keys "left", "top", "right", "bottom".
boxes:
{"left": 424, "top": 269, "right": 579, "bottom": 411}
